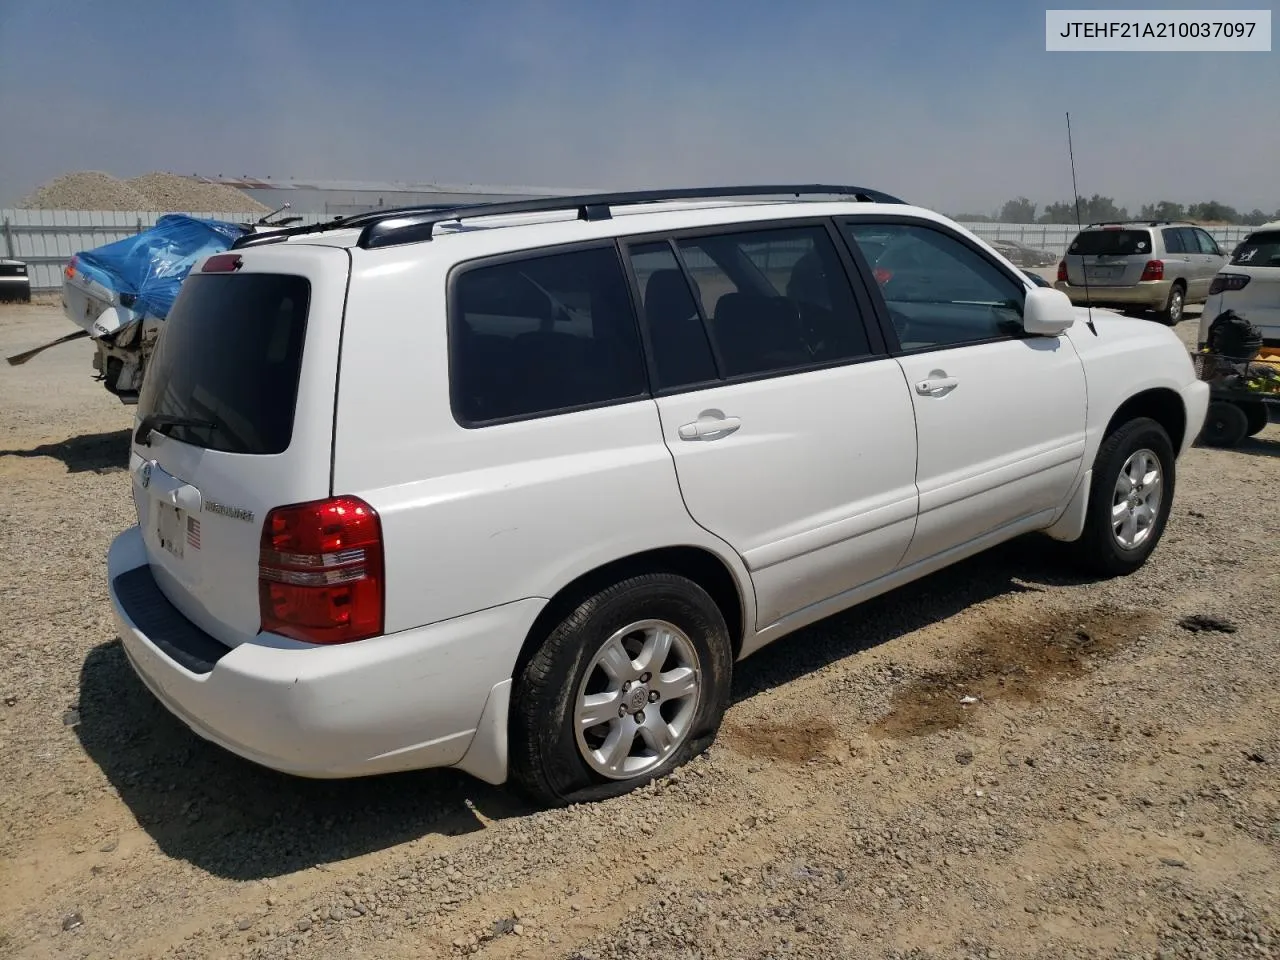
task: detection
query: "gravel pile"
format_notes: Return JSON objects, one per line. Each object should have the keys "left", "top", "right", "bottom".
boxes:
{"left": 126, "top": 172, "right": 270, "bottom": 213}
{"left": 16, "top": 170, "right": 268, "bottom": 213}
{"left": 17, "top": 171, "right": 153, "bottom": 211}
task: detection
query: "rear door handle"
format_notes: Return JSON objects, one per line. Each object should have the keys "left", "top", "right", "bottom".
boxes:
{"left": 915, "top": 376, "right": 959, "bottom": 396}
{"left": 678, "top": 416, "right": 741, "bottom": 441}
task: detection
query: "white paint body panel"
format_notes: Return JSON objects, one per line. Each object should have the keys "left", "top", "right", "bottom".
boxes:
{"left": 107, "top": 198, "right": 1209, "bottom": 783}
{"left": 653, "top": 359, "right": 918, "bottom": 629}
{"left": 1198, "top": 267, "right": 1280, "bottom": 345}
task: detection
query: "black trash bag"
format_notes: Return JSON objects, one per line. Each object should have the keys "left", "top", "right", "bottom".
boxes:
{"left": 1207, "top": 309, "right": 1263, "bottom": 360}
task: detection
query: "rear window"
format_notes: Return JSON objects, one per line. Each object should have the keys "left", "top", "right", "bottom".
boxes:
{"left": 136, "top": 273, "right": 311, "bottom": 455}
{"left": 1067, "top": 229, "right": 1152, "bottom": 257}
{"left": 1231, "top": 231, "right": 1280, "bottom": 266}
{"left": 450, "top": 246, "right": 648, "bottom": 425}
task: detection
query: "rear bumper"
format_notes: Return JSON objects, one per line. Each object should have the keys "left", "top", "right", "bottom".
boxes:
{"left": 1055, "top": 279, "right": 1172, "bottom": 310}
{"left": 107, "top": 526, "right": 541, "bottom": 781}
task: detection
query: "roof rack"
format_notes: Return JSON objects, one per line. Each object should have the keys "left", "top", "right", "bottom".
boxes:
{"left": 1086, "top": 219, "right": 1176, "bottom": 227}
{"left": 230, "top": 184, "right": 904, "bottom": 251}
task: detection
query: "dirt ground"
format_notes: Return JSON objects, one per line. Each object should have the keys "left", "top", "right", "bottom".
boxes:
{"left": 1, "top": 302, "right": 1278, "bottom": 960}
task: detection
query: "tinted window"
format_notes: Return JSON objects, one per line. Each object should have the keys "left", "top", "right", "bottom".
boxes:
{"left": 1176, "top": 228, "right": 1200, "bottom": 255}
{"left": 1161, "top": 228, "right": 1186, "bottom": 254}
{"left": 1230, "top": 230, "right": 1280, "bottom": 266}
{"left": 674, "top": 226, "right": 871, "bottom": 378}
{"left": 628, "top": 242, "right": 718, "bottom": 389}
{"left": 451, "top": 246, "right": 647, "bottom": 424}
{"left": 137, "top": 274, "right": 310, "bottom": 455}
{"left": 1194, "top": 229, "right": 1222, "bottom": 256}
{"left": 845, "top": 222, "right": 1025, "bottom": 350}
{"left": 1068, "top": 229, "right": 1152, "bottom": 256}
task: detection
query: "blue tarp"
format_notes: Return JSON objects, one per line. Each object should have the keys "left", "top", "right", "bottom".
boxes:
{"left": 72, "top": 215, "right": 248, "bottom": 319}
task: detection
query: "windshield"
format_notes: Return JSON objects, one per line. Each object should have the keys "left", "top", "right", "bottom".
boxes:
{"left": 1230, "top": 231, "right": 1280, "bottom": 267}
{"left": 136, "top": 273, "right": 311, "bottom": 455}
{"left": 1067, "top": 229, "right": 1153, "bottom": 257}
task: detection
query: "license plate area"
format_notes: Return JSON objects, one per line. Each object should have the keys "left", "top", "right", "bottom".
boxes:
{"left": 1086, "top": 265, "right": 1119, "bottom": 281}
{"left": 156, "top": 501, "right": 185, "bottom": 559}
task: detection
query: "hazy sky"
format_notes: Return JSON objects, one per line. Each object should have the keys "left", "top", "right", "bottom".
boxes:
{"left": 1, "top": 0, "right": 1276, "bottom": 214}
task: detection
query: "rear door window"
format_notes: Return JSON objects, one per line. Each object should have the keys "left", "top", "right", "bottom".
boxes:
{"left": 1230, "top": 231, "right": 1280, "bottom": 267}
{"left": 450, "top": 246, "right": 648, "bottom": 425}
{"left": 1068, "top": 230, "right": 1152, "bottom": 256}
{"left": 672, "top": 225, "right": 873, "bottom": 378}
{"left": 137, "top": 273, "right": 311, "bottom": 455}
{"left": 1161, "top": 228, "right": 1186, "bottom": 254}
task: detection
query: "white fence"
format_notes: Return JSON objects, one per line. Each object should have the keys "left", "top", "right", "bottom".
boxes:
{"left": 1, "top": 208, "right": 1261, "bottom": 292}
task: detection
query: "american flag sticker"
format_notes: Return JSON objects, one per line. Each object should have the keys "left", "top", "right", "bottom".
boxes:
{"left": 186, "top": 516, "right": 201, "bottom": 550}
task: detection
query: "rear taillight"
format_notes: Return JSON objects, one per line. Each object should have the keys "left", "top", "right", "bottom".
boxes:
{"left": 1209, "top": 274, "right": 1250, "bottom": 295}
{"left": 873, "top": 267, "right": 893, "bottom": 285}
{"left": 1140, "top": 260, "right": 1164, "bottom": 281}
{"left": 1056, "top": 261, "right": 1067, "bottom": 283}
{"left": 258, "top": 496, "right": 384, "bottom": 645}
{"left": 64, "top": 255, "right": 78, "bottom": 280}
{"left": 202, "top": 253, "right": 243, "bottom": 273}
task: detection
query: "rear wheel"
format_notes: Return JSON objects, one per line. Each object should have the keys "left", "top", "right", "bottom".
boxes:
{"left": 509, "top": 573, "right": 733, "bottom": 807}
{"left": 1240, "top": 400, "right": 1269, "bottom": 437}
{"left": 1072, "top": 417, "right": 1174, "bottom": 577}
{"left": 1200, "top": 401, "right": 1249, "bottom": 447}
{"left": 1157, "top": 283, "right": 1185, "bottom": 325}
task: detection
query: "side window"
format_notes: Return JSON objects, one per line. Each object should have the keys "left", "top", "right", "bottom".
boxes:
{"left": 1162, "top": 228, "right": 1186, "bottom": 254}
{"left": 1194, "top": 229, "right": 1222, "bottom": 256}
{"left": 843, "top": 222, "right": 1025, "bottom": 350}
{"left": 451, "top": 246, "right": 648, "bottom": 424}
{"left": 673, "top": 225, "right": 871, "bottom": 378}
{"left": 1177, "top": 227, "right": 1201, "bottom": 255}
{"left": 627, "top": 242, "right": 718, "bottom": 390}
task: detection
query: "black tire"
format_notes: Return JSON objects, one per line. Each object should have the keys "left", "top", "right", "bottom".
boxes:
{"left": 1199, "top": 401, "right": 1249, "bottom": 447}
{"left": 1240, "top": 400, "right": 1269, "bottom": 437}
{"left": 1157, "top": 283, "right": 1185, "bottom": 325}
{"left": 509, "top": 573, "right": 733, "bottom": 807}
{"left": 1073, "top": 417, "right": 1175, "bottom": 577}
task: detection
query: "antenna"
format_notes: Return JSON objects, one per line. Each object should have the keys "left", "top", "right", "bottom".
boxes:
{"left": 1066, "top": 113, "right": 1098, "bottom": 336}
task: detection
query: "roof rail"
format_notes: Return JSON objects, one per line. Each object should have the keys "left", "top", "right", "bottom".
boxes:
{"left": 230, "top": 184, "right": 904, "bottom": 251}
{"left": 1086, "top": 219, "right": 1176, "bottom": 227}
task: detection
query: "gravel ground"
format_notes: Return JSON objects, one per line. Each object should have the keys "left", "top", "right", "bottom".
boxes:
{"left": 1, "top": 303, "right": 1277, "bottom": 960}
{"left": 18, "top": 171, "right": 266, "bottom": 213}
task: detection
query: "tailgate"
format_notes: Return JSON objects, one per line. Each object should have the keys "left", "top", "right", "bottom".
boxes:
{"left": 128, "top": 244, "right": 351, "bottom": 649}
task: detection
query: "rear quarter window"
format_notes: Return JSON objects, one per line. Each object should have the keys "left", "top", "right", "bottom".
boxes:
{"left": 1230, "top": 231, "right": 1280, "bottom": 267}
{"left": 1068, "top": 230, "right": 1153, "bottom": 257}
{"left": 449, "top": 245, "right": 649, "bottom": 425}
{"left": 136, "top": 273, "right": 311, "bottom": 455}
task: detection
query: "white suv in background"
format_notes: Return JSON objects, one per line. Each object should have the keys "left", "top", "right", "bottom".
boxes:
{"left": 107, "top": 186, "right": 1208, "bottom": 806}
{"left": 1198, "top": 220, "right": 1280, "bottom": 348}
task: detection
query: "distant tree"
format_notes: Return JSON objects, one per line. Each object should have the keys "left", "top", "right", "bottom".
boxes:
{"left": 1186, "top": 201, "right": 1239, "bottom": 223}
{"left": 1242, "top": 208, "right": 1271, "bottom": 226}
{"left": 1038, "top": 195, "right": 1127, "bottom": 224}
{"left": 998, "top": 197, "right": 1037, "bottom": 223}
{"left": 1139, "top": 201, "right": 1185, "bottom": 221}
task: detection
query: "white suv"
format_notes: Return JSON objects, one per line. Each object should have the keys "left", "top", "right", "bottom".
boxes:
{"left": 107, "top": 186, "right": 1209, "bottom": 806}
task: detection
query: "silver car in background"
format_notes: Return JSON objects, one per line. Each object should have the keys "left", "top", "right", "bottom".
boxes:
{"left": 1055, "top": 222, "right": 1226, "bottom": 325}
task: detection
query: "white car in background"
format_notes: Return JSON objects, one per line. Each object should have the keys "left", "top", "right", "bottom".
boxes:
{"left": 1199, "top": 221, "right": 1280, "bottom": 348}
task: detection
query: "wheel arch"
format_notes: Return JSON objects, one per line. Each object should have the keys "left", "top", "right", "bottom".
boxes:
{"left": 1103, "top": 387, "right": 1187, "bottom": 453}
{"left": 511, "top": 545, "right": 750, "bottom": 682}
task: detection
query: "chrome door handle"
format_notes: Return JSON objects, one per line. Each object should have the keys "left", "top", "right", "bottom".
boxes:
{"left": 915, "top": 376, "right": 959, "bottom": 396}
{"left": 678, "top": 416, "right": 741, "bottom": 441}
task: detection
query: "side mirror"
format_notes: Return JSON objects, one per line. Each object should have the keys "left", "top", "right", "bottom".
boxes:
{"left": 1022, "top": 286, "right": 1076, "bottom": 336}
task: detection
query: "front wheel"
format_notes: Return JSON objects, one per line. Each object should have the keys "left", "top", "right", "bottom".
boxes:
{"left": 1072, "top": 417, "right": 1175, "bottom": 577}
{"left": 509, "top": 573, "right": 733, "bottom": 807}
{"left": 1240, "top": 400, "right": 1269, "bottom": 437}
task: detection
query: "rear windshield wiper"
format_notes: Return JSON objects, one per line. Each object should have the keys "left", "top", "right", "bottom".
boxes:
{"left": 135, "top": 413, "right": 219, "bottom": 447}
